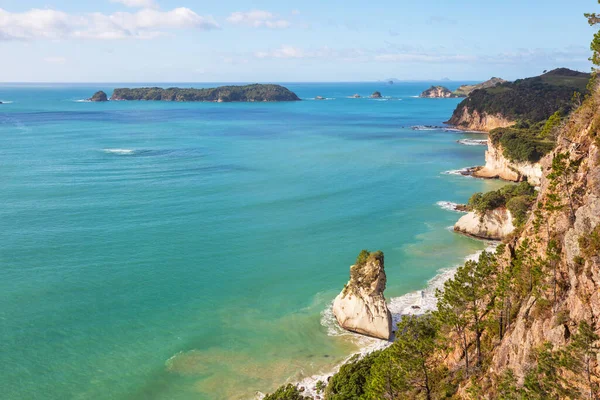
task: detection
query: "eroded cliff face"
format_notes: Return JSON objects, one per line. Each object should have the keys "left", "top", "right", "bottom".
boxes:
{"left": 485, "top": 94, "right": 600, "bottom": 390}
{"left": 447, "top": 107, "right": 514, "bottom": 132}
{"left": 333, "top": 252, "right": 392, "bottom": 340}
{"left": 454, "top": 208, "right": 515, "bottom": 241}
{"left": 473, "top": 141, "right": 543, "bottom": 185}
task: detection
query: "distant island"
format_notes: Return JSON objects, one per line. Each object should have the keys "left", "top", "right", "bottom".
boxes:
{"left": 95, "top": 84, "right": 301, "bottom": 103}
{"left": 419, "top": 85, "right": 460, "bottom": 98}
{"left": 419, "top": 77, "right": 507, "bottom": 99}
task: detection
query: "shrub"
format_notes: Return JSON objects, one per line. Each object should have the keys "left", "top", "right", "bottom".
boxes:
{"left": 264, "top": 384, "right": 310, "bottom": 400}
{"left": 325, "top": 352, "right": 381, "bottom": 399}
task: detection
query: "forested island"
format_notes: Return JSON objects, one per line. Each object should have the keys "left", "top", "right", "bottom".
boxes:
{"left": 94, "top": 84, "right": 301, "bottom": 102}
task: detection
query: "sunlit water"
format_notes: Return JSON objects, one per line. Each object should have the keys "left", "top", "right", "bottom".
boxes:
{"left": 0, "top": 82, "right": 507, "bottom": 399}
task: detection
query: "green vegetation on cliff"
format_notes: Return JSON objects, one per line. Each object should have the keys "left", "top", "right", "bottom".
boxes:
{"left": 450, "top": 68, "right": 589, "bottom": 125}
{"left": 489, "top": 122, "right": 556, "bottom": 163}
{"left": 468, "top": 182, "right": 536, "bottom": 226}
{"left": 109, "top": 84, "right": 301, "bottom": 102}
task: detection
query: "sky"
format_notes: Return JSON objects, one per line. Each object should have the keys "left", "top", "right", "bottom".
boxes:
{"left": 0, "top": 0, "right": 597, "bottom": 82}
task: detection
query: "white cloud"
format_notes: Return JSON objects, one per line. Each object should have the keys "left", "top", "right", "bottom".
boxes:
{"left": 251, "top": 44, "right": 591, "bottom": 67}
{"left": 227, "top": 10, "right": 290, "bottom": 29}
{"left": 44, "top": 56, "right": 67, "bottom": 64}
{"left": 110, "top": 0, "right": 159, "bottom": 9}
{"left": 0, "top": 7, "right": 219, "bottom": 40}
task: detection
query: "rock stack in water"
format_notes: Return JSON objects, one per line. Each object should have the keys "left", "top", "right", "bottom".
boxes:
{"left": 333, "top": 250, "right": 392, "bottom": 340}
{"left": 89, "top": 91, "right": 108, "bottom": 102}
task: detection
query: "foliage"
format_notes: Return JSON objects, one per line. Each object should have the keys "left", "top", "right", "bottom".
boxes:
{"left": 489, "top": 126, "right": 556, "bottom": 163}
{"left": 110, "top": 84, "right": 301, "bottom": 102}
{"left": 264, "top": 384, "right": 311, "bottom": 400}
{"left": 540, "top": 111, "right": 563, "bottom": 139}
{"left": 468, "top": 182, "right": 536, "bottom": 220}
{"left": 325, "top": 352, "right": 380, "bottom": 400}
{"left": 450, "top": 68, "right": 590, "bottom": 125}
{"left": 578, "top": 224, "right": 600, "bottom": 260}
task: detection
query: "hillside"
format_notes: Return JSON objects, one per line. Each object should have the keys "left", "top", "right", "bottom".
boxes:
{"left": 447, "top": 68, "right": 590, "bottom": 131}
{"left": 107, "top": 84, "right": 301, "bottom": 102}
{"left": 453, "top": 77, "right": 507, "bottom": 97}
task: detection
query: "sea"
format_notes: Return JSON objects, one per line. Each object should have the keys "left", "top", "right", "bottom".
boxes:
{"left": 0, "top": 82, "right": 508, "bottom": 400}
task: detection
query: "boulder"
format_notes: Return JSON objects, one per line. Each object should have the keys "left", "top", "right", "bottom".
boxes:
{"left": 370, "top": 91, "right": 382, "bottom": 98}
{"left": 333, "top": 250, "right": 392, "bottom": 340}
{"left": 89, "top": 91, "right": 108, "bottom": 102}
{"left": 351, "top": 94, "right": 361, "bottom": 98}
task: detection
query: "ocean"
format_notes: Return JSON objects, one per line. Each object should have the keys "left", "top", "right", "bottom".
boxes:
{"left": 0, "top": 82, "right": 507, "bottom": 399}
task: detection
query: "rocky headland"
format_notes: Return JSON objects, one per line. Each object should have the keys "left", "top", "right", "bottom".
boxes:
{"left": 332, "top": 250, "right": 392, "bottom": 340}
{"left": 454, "top": 208, "right": 515, "bottom": 240}
{"left": 447, "top": 68, "right": 589, "bottom": 132}
{"left": 471, "top": 142, "right": 543, "bottom": 185}
{"left": 104, "top": 84, "right": 300, "bottom": 102}
{"left": 419, "top": 85, "right": 459, "bottom": 98}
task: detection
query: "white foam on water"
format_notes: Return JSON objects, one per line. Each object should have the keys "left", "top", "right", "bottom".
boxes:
{"left": 441, "top": 167, "right": 474, "bottom": 177}
{"left": 457, "top": 139, "right": 488, "bottom": 146}
{"left": 411, "top": 125, "right": 443, "bottom": 131}
{"left": 103, "top": 148, "right": 135, "bottom": 155}
{"left": 74, "top": 99, "right": 92, "bottom": 103}
{"left": 0, "top": 100, "right": 14, "bottom": 104}
{"left": 436, "top": 201, "right": 467, "bottom": 213}
{"left": 277, "top": 245, "right": 498, "bottom": 399}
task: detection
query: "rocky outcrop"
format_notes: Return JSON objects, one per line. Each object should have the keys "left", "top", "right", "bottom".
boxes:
{"left": 419, "top": 86, "right": 458, "bottom": 98}
{"left": 446, "top": 107, "right": 515, "bottom": 131}
{"left": 351, "top": 94, "right": 361, "bottom": 98}
{"left": 473, "top": 141, "right": 543, "bottom": 185}
{"left": 370, "top": 91, "right": 382, "bottom": 99}
{"left": 108, "top": 84, "right": 301, "bottom": 102}
{"left": 315, "top": 96, "right": 325, "bottom": 100}
{"left": 454, "top": 208, "right": 515, "bottom": 240}
{"left": 453, "top": 77, "right": 507, "bottom": 97}
{"left": 333, "top": 250, "right": 392, "bottom": 340}
{"left": 89, "top": 91, "right": 108, "bottom": 102}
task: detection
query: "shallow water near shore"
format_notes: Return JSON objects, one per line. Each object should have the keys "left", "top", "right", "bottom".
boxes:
{"left": 0, "top": 82, "right": 508, "bottom": 399}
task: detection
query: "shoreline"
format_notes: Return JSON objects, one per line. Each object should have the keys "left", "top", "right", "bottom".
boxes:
{"left": 257, "top": 244, "right": 497, "bottom": 399}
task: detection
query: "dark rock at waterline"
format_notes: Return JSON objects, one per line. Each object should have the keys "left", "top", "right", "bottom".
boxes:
{"left": 89, "top": 91, "right": 108, "bottom": 102}
{"left": 370, "top": 91, "right": 382, "bottom": 98}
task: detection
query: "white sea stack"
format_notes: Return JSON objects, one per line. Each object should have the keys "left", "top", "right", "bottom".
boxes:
{"left": 333, "top": 250, "right": 392, "bottom": 340}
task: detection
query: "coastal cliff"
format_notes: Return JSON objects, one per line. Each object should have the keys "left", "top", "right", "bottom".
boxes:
{"left": 332, "top": 250, "right": 392, "bottom": 340}
{"left": 454, "top": 208, "right": 515, "bottom": 240}
{"left": 473, "top": 141, "right": 543, "bottom": 185}
{"left": 447, "top": 107, "right": 515, "bottom": 131}
{"left": 447, "top": 68, "right": 589, "bottom": 131}
{"left": 107, "top": 84, "right": 300, "bottom": 102}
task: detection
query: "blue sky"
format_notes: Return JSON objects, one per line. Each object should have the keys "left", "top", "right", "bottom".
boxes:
{"left": 0, "top": 0, "right": 597, "bottom": 82}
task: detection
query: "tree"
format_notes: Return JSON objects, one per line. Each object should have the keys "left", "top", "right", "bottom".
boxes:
{"left": 523, "top": 342, "right": 575, "bottom": 399}
{"left": 565, "top": 321, "right": 600, "bottom": 399}
{"left": 454, "top": 252, "right": 495, "bottom": 367}
{"left": 436, "top": 277, "right": 471, "bottom": 375}
{"left": 264, "top": 384, "right": 310, "bottom": 400}
{"left": 392, "top": 315, "right": 441, "bottom": 400}
{"left": 364, "top": 347, "right": 407, "bottom": 399}
{"left": 548, "top": 152, "right": 581, "bottom": 224}
{"left": 585, "top": 2, "right": 600, "bottom": 69}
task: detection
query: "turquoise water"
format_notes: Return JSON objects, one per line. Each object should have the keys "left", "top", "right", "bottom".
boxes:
{"left": 0, "top": 83, "right": 506, "bottom": 399}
